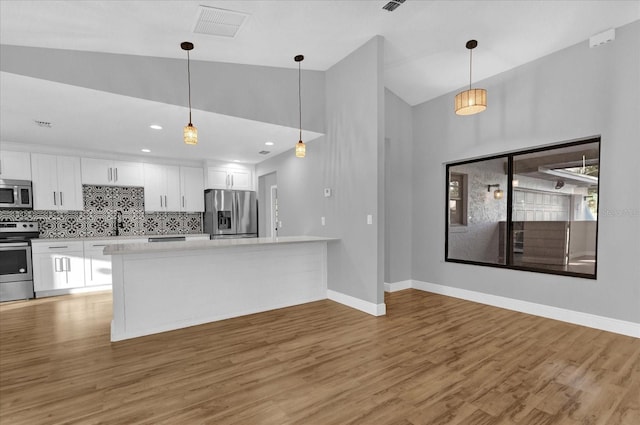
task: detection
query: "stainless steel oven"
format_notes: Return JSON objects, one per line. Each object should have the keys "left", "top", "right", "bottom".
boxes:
{"left": 0, "top": 179, "right": 33, "bottom": 209}
{"left": 0, "top": 221, "right": 39, "bottom": 301}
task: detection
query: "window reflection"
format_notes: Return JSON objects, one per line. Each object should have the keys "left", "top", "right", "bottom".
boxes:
{"left": 446, "top": 138, "right": 599, "bottom": 278}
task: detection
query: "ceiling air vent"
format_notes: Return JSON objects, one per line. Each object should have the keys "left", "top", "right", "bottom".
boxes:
{"left": 258, "top": 151, "right": 271, "bottom": 155}
{"left": 34, "top": 120, "right": 52, "bottom": 128}
{"left": 194, "top": 6, "right": 249, "bottom": 38}
{"left": 382, "top": 0, "right": 406, "bottom": 12}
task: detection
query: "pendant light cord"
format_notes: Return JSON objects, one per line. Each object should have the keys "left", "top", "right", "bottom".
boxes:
{"left": 469, "top": 48, "right": 473, "bottom": 91}
{"left": 298, "top": 60, "right": 302, "bottom": 141}
{"left": 187, "top": 50, "right": 192, "bottom": 124}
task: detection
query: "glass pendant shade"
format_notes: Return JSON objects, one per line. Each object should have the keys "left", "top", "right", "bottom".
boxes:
{"left": 455, "top": 88, "right": 487, "bottom": 115}
{"left": 295, "top": 140, "right": 306, "bottom": 158}
{"left": 184, "top": 123, "right": 197, "bottom": 145}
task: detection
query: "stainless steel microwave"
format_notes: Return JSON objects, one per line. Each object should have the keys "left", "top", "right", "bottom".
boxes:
{"left": 0, "top": 179, "right": 33, "bottom": 209}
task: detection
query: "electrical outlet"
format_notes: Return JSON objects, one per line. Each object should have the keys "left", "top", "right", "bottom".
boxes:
{"left": 324, "top": 188, "right": 331, "bottom": 197}
{"left": 321, "top": 217, "right": 326, "bottom": 226}
{"left": 367, "top": 214, "right": 373, "bottom": 225}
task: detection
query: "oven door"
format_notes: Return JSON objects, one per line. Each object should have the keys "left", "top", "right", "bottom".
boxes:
{"left": 0, "top": 242, "right": 32, "bottom": 283}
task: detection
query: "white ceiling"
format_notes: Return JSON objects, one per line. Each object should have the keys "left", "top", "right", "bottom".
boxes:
{"left": 1, "top": 1, "right": 638, "bottom": 164}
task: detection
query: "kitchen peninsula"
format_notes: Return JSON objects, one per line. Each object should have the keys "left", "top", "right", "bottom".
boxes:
{"left": 106, "top": 236, "right": 336, "bottom": 341}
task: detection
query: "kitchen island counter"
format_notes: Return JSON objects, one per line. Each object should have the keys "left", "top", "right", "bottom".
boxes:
{"left": 108, "top": 235, "right": 337, "bottom": 342}
{"left": 105, "top": 235, "right": 336, "bottom": 255}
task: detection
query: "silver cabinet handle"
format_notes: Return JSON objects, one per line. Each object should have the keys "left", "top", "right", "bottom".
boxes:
{"left": 108, "top": 167, "right": 113, "bottom": 182}
{"left": 182, "top": 196, "right": 185, "bottom": 208}
{"left": 231, "top": 174, "right": 234, "bottom": 186}
{"left": 114, "top": 168, "right": 118, "bottom": 182}
{"left": 53, "top": 191, "right": 57, "bottom": 206}
{"left": 65, "top": 257, "right": 71, "bottom": 272}
{"left": 48, "top": 246, "right": 69, "bottom": 249}
{"left": 160, "top": 195, "right": 163, "bottom": 208}
{"left": 60, "top": 192, "right": 63, "bottom": 206}
{"left": 164, "top": 195, "right": 167, "bottom": 208}
{"left": 54, "top": 257, "right": 62, "bottom": 272}
{"left": 226, "top": 174, "right": 229, "bottom": 186}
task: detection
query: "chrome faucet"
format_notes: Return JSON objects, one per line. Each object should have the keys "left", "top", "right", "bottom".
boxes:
{"left": 115, "top": 210, "right": 124, "bottom": 236}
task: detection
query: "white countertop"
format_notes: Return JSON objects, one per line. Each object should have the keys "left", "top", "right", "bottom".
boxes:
{"left": 32, "top": 234, "right": 210, "bottom": 244}
{"left": 104, "top": 235, "right": 338, "bottom": 255}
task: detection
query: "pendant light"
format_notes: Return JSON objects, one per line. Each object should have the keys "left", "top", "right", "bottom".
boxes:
{"left": 454, "top": 40, "right": 487, "bottom": 116}
{"left": 294, "top": 54, "right": 305, "bottom": 158}
{"left": 181, "top": 41, "right": 197, "bottom": 145}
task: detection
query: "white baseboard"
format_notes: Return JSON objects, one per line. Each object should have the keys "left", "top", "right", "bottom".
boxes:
{"left": 400, "top": 280, "right": 640, "bottom": 338}
{"left": 384, "top": 280, "right": 412, "bottom": 292}
{"left": 327, "top": 289, "right": 386, "bottom": 316}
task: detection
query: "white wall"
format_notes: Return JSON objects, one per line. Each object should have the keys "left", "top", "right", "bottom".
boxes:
{"left": 411, "top": 20, "right": 640, "bottom": 323}
{"left": 0, "top": 45, "right": 326, "bottom": 133}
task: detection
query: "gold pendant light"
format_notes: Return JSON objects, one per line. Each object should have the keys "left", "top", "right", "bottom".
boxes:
{"left": 181, "top": 41, "right": 197, "bottom": 145}
{"left": 454, "top": 40, "right": 487, "bottom": 116}
{"left": 294, "top": 54, "right": 305, "bottom": 158}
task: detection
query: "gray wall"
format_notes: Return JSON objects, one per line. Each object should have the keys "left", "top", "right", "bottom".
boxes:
{"left": 255, "top": 36, "right": 385, "bottom": 306}
{"left": 0, "top": 45, "right": 326, "bottom": 133}
{"left": 384, "top": 89, "right": 413, "bottom": 283}
{"left": 324, "top": 36, "right": 385, "bottom": 305}
{"left": 257, "top": 172, "right": 277, "bottom": 238}
{"left": 411, "top": 21, "right": 640, "bottom": 323}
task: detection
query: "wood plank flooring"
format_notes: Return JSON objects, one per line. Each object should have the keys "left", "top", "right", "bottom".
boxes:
{"left": 1, "top": 289, "right": 638, "bottom": 425}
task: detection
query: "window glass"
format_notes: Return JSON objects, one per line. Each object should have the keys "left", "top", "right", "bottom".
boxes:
{"left": 447, "top": 158, "right": 507, "bottom": 265}
{"left": 446, "top": 138, "right": 599, "bottom": 278}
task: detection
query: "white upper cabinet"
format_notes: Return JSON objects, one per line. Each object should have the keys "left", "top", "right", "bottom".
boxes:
{"left": 31, "top": 154, "right": 83, "bottom": 211}
{"left": 206, "top": 165, "right": 253, "bottom": 191}
{"left": 143, "top": 163, "right": 181, "bottom": 212}
{"left": 179, "top": 166, "right": 205, "bottom": 212}
{"left": 0, "top": 150, "right": 31, "bottom": 180}
{"left": 81, "top": 158, "right": 143, "bottom": 187}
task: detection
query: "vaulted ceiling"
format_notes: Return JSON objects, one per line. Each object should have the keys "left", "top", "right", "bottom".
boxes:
{"left": 1, "top": 1, "right": 638, "bottom": 163}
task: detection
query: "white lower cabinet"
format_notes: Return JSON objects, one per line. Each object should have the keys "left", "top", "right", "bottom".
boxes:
{"left": 32, "top": 241, "right": 85, "bottom": 294}
{"left": 83, "top": 239, "right": 147, "bottom": 287}
{"left": 33, "top": 237, "right": 203, "bottom": 296}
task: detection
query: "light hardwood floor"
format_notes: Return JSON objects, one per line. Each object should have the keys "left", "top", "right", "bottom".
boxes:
{"left": 1, "top": 289, "right": 638, "bottom": 425}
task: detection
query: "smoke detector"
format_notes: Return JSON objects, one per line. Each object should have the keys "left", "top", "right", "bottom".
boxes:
{"left": 194, "top": 6, "right": 249, "bottom": 38}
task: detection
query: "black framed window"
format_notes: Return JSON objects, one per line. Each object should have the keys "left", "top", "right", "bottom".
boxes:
{"left": 445, "top": 137, "right": 600, "bottom": 279}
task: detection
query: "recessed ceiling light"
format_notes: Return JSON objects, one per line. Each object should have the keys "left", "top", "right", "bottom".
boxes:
{"left": 141, "top": 149, "right": 151, "bottom": 153}
{"left": 233, "top": 160, "right": 240, "bottom": 163}
{"left": 265, "top": 141, "right": 274, "bottom": 146}
{"left": 149, "top": 124, "right": 163, "bottom": 130}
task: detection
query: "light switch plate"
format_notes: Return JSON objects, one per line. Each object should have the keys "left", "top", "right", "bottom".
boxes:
{"left": 321, "top": 217, "right": 325, "bottom": 226}
{"left": 367, "top": 215, "right": 373, "bottom": 225}
{"left": 324, "top": 188, "right": 331, "bottom": 197}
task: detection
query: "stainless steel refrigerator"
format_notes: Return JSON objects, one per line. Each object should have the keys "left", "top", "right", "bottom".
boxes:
{"left": 204, "top": 190, "right": 258, "bottom": 239}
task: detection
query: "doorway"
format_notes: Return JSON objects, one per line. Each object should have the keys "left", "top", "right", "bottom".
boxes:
{"left": 257, "top": 172, "right": 278, "bottom": 238}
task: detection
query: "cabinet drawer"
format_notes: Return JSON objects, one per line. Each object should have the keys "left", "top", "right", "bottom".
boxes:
{"left": 32, "top": 241, "right": 84, "bottom": 254}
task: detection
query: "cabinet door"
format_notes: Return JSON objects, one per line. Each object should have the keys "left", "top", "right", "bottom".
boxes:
{"left": 0, "top": 151, "right": 31, "bottom": 180}
{"left": 31, "top": 153, "right": 59, "bottom": 210}
{"left": 165, "top": 166, "right": 181, "bottom": 211}
{"left": 56, "top": 156, "right": 83, "bottom": 210}
{"left": 33, "top": 252, "right": 84, "bottom": 292}
{"left": 113, "top": 161, "right": 143, "bottom": 187}
{"left": 207, "top": 167, "right": 230, "bottom": 189}
{"left": 81, "top": 158, "right": 112, "bottom": 185}
{"left": 180, "top": 166, "right": 205, "bottom": 212}
{"left": 84, "top": 247, "right": 112, "bottom": 286}
{"left": 143, "top": 163, "right": 165, "bottom": 211}
{"left": 230, "top": 170, "right": 252, "bottom": 190}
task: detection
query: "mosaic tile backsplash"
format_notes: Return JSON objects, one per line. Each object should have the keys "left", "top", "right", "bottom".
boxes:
{"left": 0, "top": 186, "right": 202, "bottom": 238}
